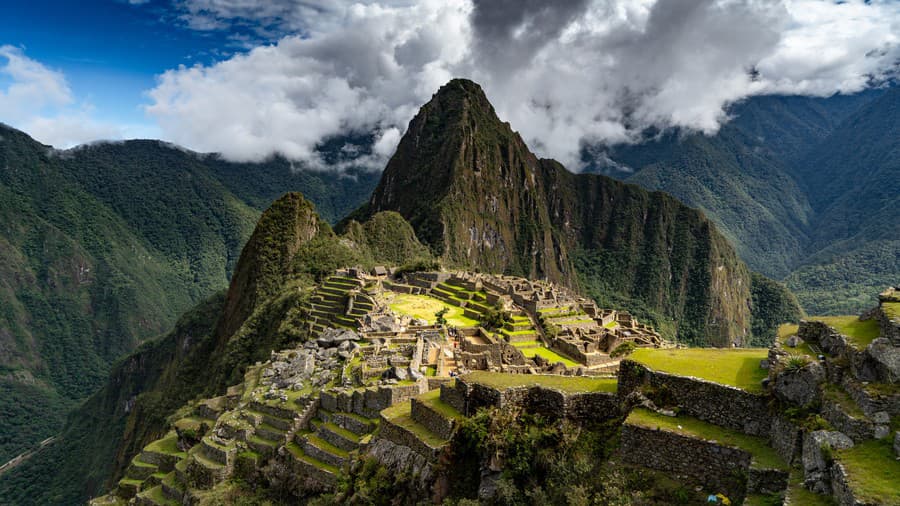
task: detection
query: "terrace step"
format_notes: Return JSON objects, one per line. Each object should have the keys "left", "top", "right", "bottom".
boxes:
{"left": 200, "top": 437, "right": 233, "bottom": 466}
{"left": 285, "top": 442, "right": 339, "bottom": 484}
{"left": 160, "top": 472, "right": 185, "bottom": 503}
{"left": 125, "top": 456, "right": 158, "bottom": 481}
{"left": 116, "top": 478, "right": 143, "bottom": 499}
{"left": 134, "top": 485, "right": 177, "bottom": 506}
{"left": 185, "top": 448, "right": 227, "bottom": 489}
{"left": 299, "top": 434, "right": 349, "bottom": 469}
{"left": 331, "top": 411, "right": 377, "bottom": 435}
{"left": 317, "top": 422, "right": 361, "bottom": 452}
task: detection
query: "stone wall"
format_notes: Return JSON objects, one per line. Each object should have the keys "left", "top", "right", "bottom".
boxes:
{"left": 878, "top": 309, "right": 900, "bottom": 347}
{"left": 411, "top": 399, "right": 456, "bottom": 440}
{"left": 842, "top": 377, "right": 900, "bottom": 417}
{"left": 821, "top": 397, "right": 874, "bottom": 443}
{"left": 441, "top": 378, "right": 621, "bottom": 424}
{"left": 770, "top": 414, "right": 803, "bottom": 466}
{"left": 378, "top": 415, "right": 443, "bottom": 461}
{"left": 619, "top": 424, "right": 752, "bottom": 500}
{"left": 618, "top": 360, "right": 772, "bottom": 437}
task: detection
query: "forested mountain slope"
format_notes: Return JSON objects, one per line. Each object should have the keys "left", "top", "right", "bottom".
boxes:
{"left": 0, "top": 125, "right": 377, "bottom": 465}
{"left": 596, "top": 87, "right": 896, "bottom": 314}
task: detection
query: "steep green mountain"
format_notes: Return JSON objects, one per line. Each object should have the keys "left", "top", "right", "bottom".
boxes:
{"left": 596, "top": 87, "right": 896, "bottom": 314}
{"left": 0, "top": 126, "right": 377, "bottom": 465}
{"left": 785, "top": 86, "right": 900, "bottom": 314}
{"left": 0, "top": 193, "right": 430, "bottom": 505}
{"left": 351, "top": 79, "right": 792, "bottom": 346}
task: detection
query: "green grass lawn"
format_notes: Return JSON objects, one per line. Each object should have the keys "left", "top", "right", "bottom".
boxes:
{"left": 835, "top": 439, "right": 900, "bottom": 504}
{"left": 461, "top": 371, "right": 617, "bottom": 393}
{"left": 777, "top": 323, "right": 816, "bottom": 357}
{"left": 388, "top": 294, "right": 479, "bottom": 327}
{"left": 626, "top": 408, "right": 786, "bottom": 470}
{"left": 629, "top": 348, "right": 769, "bottom": 393}
{"left": 521, "top": 346, "right": 579, "bottom": 368}
{"left": 808, "top": 316, "right": 880, "bottom": 349}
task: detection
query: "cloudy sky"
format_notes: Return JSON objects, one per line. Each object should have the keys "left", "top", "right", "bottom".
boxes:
{"left": 1, "top": 0, "right": 898, "bottom": 169}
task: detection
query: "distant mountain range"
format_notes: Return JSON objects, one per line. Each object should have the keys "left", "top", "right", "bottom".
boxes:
{"left": 593, "top": 86, "right": 899, "bottom": 314}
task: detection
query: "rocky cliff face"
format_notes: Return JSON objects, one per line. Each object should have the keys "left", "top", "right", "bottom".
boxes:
{"left": 359, "top": 79, "right": 755, "bottom": 345}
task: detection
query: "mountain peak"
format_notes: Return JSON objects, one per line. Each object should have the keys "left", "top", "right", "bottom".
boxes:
{"left": 354, "top": 79, "right": 758, "bottom": 345}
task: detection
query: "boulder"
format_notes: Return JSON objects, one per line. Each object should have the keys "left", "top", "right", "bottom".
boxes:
{"left": 772, "top": 362, "right": 825, "bottom": 406}
{"left": 858, "top": 338, "right": 900, "bottom": 383}
{"left": 408, "top": 367, "right": 424, "bottom": 381}
{"left": 786, "top": 335, "right": 802, "bottom": 348}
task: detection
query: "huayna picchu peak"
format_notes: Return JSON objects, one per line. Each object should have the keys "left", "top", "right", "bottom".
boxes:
{"left": 1, "top": 78, "right": 894, "bottom": 506}
{"left": 352, "top": 78, "right": 789, "bottom": 347}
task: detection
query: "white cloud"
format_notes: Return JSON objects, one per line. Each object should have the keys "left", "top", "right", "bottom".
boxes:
{"left": 5, "top": 0, "right": 896, "bottom": 167}
{"left": 147, "top": 0, "right": 900, "bottom": 170}
{"left": 0, "top": 46, "right": 148, "bottom": 148}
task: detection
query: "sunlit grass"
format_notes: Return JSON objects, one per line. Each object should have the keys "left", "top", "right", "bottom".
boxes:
{"left": 629, "top": 348, "right": 769, "bottom": 393}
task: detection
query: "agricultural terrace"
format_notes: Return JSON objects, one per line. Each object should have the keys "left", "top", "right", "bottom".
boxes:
{"left": 807, "top": 316, "right": 881, "bottom": 349}
{"left": 629, "top": 348, "right": 769, "bottom": 394}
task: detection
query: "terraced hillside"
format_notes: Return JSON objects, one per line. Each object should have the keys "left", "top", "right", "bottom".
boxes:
{"left": 300, "top": 275, "right": 374, "bottom": 336}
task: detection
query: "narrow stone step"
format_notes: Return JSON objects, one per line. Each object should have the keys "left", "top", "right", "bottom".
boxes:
{"left": 317, "top": 422, "right": 361, "bottom": 452}
{"left": 300, "top": 434, "right": 348, "bottom": 469}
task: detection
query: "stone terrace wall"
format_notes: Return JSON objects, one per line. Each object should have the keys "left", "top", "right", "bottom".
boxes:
{"left": 411, "top": 399, "right": 456, "bottom": 440}
{"left": 619, "top": 424, "right": 752, "bottom": 500}
{"left": 441, "top": 378, "right": 621, "bottom": 424}
{"left": 618, "top": 360, "right": 772, "bottom": 437}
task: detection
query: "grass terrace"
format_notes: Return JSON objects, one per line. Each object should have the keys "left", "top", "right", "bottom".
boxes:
{"left": 380, "top": 401, "right": 448, "bottom": 447}
{"left": 808, "top": 316, "right": 880, "bottom": 349}
{"left": 417, "top": 389, "right": 464, "bottom": 421}
{"left": 626, "top": 408, "right": 786, "bottom": 470}
{"left": 462, "top": 371, "right": 617, "bottom": 393}
{"left": 511, "top": 341, "right": 579, "bottom": 367}
{"left": 387, "top": 293, "right": 479, "bottom": 327}
{"left": 777, "top": 323, "right": 816, "bottom": 357}
{"left": 834, "top": 439, "right": 900, "bottom": 504}
{"left": 144, "top": 433, "right": 186, "bottom": 458}
{"left": 628, "top": 348, "right": 769, "bottom": 394}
